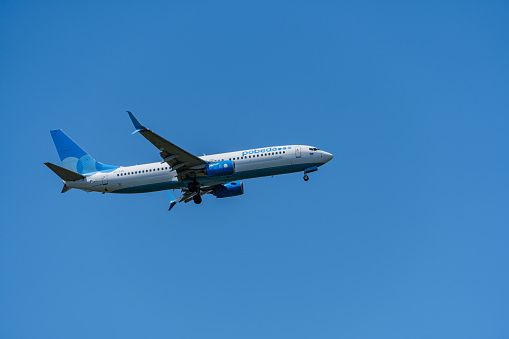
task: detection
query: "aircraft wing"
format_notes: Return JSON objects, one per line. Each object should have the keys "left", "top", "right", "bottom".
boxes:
{"left": 127, "top": 112, "right": 208, "bottom": 180}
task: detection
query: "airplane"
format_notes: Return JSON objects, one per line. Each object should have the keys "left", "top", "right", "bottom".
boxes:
{"left": 45, "top": 112, "right": 333, "bottom": 210}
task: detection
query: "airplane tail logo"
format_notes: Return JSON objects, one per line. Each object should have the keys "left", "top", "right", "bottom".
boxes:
{"left": 50, "top": 129, "right": 117, "bottom": 174}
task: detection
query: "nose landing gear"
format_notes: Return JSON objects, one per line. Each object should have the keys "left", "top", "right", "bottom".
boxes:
{"left": 303, "top": 166, "right": 318, "bottom": 181}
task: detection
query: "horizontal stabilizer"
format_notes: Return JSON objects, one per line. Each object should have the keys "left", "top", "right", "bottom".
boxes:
{"left": 44, "top": 162, "right": 86, "bottom": 181}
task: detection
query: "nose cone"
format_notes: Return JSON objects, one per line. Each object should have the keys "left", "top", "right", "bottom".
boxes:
{"left": 322, "top": 151, "right": 333, "bottom": 163}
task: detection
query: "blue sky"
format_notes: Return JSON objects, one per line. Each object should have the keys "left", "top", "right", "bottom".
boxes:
{"left": 1, "top": 1, "right": 508, "bottom": 338}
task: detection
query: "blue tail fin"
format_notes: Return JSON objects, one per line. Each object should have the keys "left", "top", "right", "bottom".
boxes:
{"left": 50, "top": 129, "right": 118, "bottom": 174}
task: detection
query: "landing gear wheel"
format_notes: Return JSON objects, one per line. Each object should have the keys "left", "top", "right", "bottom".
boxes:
{"left": 188, "top": 182, "right": 198, "bottom": 192}
{"left": 193, "top": 194, "right": 202, "bottom": 204}
{"left": 303, "top": 174, "right": 309, "bottom": 181}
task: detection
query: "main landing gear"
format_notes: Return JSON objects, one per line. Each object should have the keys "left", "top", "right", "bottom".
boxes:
{"left": 193, "top": 194, "right": 202, "bottom": 204}
{"left": 188, "top": 180, "right": 199, "bottom": 193}
{"left": 303, "top": 174, "right": 309, "bottom": 181}
{"left": 188, "top": 179, "right": 202, "bottom": 204}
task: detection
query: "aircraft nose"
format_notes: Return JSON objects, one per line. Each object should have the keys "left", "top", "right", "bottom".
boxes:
{"left": 322, "top": 151, "right": 333, "bottom": 163}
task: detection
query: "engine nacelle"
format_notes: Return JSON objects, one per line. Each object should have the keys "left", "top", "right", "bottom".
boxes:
{"left": 206, "top": 160, "right": 235, "bottom": 177}
{"left": 215, "top": 181, "right": 244, "bottom": 198}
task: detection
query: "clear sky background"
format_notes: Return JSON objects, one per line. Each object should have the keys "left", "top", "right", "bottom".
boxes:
{"left": 1, "top": 1, "right": 508, "bottom": 338}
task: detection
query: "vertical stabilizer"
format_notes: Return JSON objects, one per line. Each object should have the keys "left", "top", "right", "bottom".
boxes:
{"left": 50, "top": 129, "right": 118, "bottom": 174}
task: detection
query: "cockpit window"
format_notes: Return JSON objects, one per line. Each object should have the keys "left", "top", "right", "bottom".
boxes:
{"left": 309, "top": 147, "right": 320, "bottom": 151}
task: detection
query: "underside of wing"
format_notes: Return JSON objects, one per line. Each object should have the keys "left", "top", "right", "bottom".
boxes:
{"left": 180, "top": 186, "right": 214, "bottom": 203}
{"left": 167, "top": 186, "right": 215, "bottom": 211}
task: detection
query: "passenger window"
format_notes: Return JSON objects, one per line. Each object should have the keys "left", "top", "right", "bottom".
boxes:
{"left": 283, "top": 151, "right": 285, "bottom": 154}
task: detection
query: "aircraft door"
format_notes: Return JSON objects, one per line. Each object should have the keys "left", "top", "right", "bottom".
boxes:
{"left": 295, "top": 146, "right": 301, "bottom": 158}
{"left": 101, "top": 173, "right": 108, "bottom": 185}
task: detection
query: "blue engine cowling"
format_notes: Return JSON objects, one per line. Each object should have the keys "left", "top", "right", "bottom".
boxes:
{"left": 215, "top": 181, "right": 244, "bottom": 198}
{"left": 206, "top": 160, "right": 235, "bottom": 177}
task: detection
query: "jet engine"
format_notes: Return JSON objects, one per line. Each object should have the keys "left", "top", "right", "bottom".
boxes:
{"left": 214, "top": 181, "right": 244, "bottom": 198}
{"left": 206, "top": 160, "right": 235, "bottom": 177}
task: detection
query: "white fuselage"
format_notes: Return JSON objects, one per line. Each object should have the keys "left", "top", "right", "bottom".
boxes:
{"left": 66, "top": 145, "right": 333, "bottom": 194}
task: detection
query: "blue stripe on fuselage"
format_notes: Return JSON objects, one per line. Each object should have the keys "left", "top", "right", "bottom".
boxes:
{"left": 111, "top": 162, "right": 322, "bottom": 194}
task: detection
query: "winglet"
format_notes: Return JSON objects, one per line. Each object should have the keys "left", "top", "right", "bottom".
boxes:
{"left": 166, "top": 191, "right": 177, "bottom": 211}
{"left": 127, "top": 111, "right": 148, "bottom": 134}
